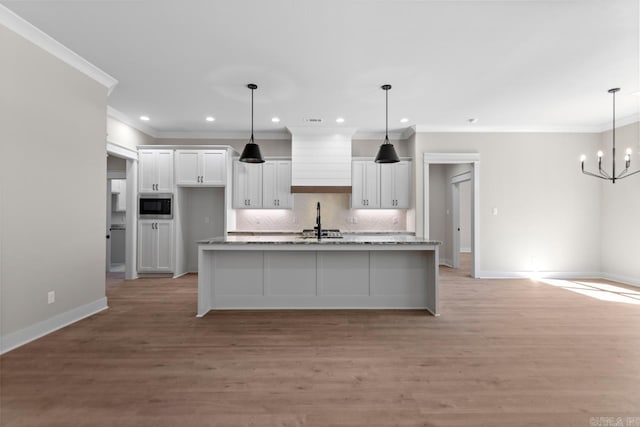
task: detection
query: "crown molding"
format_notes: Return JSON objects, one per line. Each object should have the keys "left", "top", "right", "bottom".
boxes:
{"left": 414, "top": 124, "right": 603, "bottom": 134}
{"left": 0, "top": 4, "right": 118, "bottom": 94}
{"left": 596, "top": 113, "right": 640, "bottom": 132}
{"left": 155, "top": 130, "right": 291, "bottom": 140}
{"left": 107, "top": 106, "right": 158, "bottom": 138}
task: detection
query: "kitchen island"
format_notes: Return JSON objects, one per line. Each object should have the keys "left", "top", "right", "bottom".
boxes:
{"left": 197, "top": 235, "right": 441, "bottom": 317}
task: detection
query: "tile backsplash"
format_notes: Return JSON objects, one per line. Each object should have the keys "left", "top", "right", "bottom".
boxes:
{"left": 235, "top": 194, "right": 407, "bottom": 232}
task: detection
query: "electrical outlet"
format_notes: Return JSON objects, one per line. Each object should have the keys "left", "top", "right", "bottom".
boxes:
{"left": 292, "top": 216, "right": 297, "bottom": 224}
{"left": 492, "top": 207, "right": 498, "bottom": 216}
{"left": 204, "top": 216, "right": 210, "bottom": 223}
{"left": 353, "top": 217, "right": 358, "bottom": 224}
{"left": 48, "top": 291, "right": 55, "bottom": 304}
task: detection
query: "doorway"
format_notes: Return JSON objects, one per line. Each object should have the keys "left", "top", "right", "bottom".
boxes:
{"left": 106, "top": 142, "right": 138, "bottom": 281}
{"left": 451, "top": 171, "right": 472, "bottom": 274}
{"left": 424, "top": 153, "right": 480, "bottom": 278}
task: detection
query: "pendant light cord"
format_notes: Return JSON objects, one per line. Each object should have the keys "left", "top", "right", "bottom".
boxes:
{"left": 385, "top": 87, "right": 389, "bottom": 144}
{"left": 250, "top": 86, "right": 255, "bottom": 143}
{"left": 612, "top": 89, "right": 616, "bottom": 178}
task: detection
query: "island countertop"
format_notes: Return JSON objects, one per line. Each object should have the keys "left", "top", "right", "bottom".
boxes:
{"left": 198, "top": 235, "right": 441, "bottom": 245}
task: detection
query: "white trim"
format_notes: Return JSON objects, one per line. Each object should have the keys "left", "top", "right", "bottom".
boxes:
{"left": 106, "top": 141, "right": 139, "bottom": 161}
{"left": 601, "top": 272, "right": 640, "bottom": 288}
{"left": 107, "top": 106, "right": 158, "bottom": 138}
{"left": 107, "top": 170, "right": 126, "bottom": 179}
{"left": 451, "top": 171, "right": 472, "bottom": 185}
{"left": 440, "top": 259, "right": 453, "bottom": 268}
{"left": 156, "top": 130, "right": 290, "bottom": 140}
{"left": 415, "top": 116, "right": 640, "bottom": 134}
{"left": 0, "top": 5, "right": 117, "bottom": 93}
{"left": 0, "top": 297, "right": 108, "bottom": 355}
{"left": 460, "top": 248, "right": 471, "bottom": 253}
{"left": 477, "top": 271, "right": 602, "bottom": 280}
{"left": 424, "top": 153, "right": 481, "bottom": 163}
{"left": 351, "top": 130, "right": 411, "bottom": 140}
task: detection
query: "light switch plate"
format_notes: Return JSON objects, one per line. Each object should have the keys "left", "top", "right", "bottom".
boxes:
{"left": 492, "top": 208, "right": 498, "bottom": 216}
{"left": 48, "top": 291, "right": 55, "bottom": 304}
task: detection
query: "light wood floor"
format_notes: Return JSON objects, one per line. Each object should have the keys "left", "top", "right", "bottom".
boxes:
{"left": 2, "top": 256, "right": 640, "bottom": 426}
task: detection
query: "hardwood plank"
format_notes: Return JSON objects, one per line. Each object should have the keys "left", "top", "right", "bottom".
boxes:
{"left": 1, "top": 255, "right": 639, "bottom": 426}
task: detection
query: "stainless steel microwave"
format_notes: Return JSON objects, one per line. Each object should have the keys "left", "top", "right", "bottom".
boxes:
{"left": 139, "top": 194, "right": 173, "bottom": 219}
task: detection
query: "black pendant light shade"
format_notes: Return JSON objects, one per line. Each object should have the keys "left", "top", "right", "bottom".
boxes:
{"left": 375, "top": 84, "right": 400, "bottom": 164}
{"left": 239, "top": 83, "right": 265, "bottom": 163}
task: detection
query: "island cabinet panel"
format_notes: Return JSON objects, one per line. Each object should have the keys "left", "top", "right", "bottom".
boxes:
{"left": 265, "top": 252, "right": 316, "bottom": 295}
{"left": 317, "top": 252, "right": 370, "bottom": 296}
{"left": 198, "top": 242, "right": 439, "bottom": 316}
{"left": 213, "top": 251, "right": 263, "bottom": 296}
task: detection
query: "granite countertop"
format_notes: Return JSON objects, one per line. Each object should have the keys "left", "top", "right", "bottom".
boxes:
{"left": 198, "top": 235, "right": 441, "bottom": 245}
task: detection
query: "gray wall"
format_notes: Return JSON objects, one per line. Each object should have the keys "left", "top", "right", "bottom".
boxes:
{"left": 107, "top": 116, "right": 154, "bottom": 150}
{"left": 599, "top": 122, "right": 640, "bottom": 283}
{"left": 1, "top": 24, "right": 108, "bottom": 338}
{"left": 415, "top": 132, "right": 602, "bottom": 274}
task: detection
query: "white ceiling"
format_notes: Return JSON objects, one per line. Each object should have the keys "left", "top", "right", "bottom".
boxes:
{"left": 3, "top": 0, "right": 639, "bottom": 138}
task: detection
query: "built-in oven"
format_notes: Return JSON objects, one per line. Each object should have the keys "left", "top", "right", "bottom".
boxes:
{"left": 139, "top": 194, "right": 173, "bottom": 219}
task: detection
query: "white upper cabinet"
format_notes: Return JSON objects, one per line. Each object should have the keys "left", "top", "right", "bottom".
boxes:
{"left": 175, "top": 150, "right": 226, "bottom": 186}
{"left": 139, "top": 149, "right": 174, "bottom": 192}
{"left": 111, "top": 179, "right": 127, "bottom": 212}
{"left": 380, "top": 161, "right": 411, "bottom": 208}
{"left": 233, "top": 160, "right": 263, "bottom": 208}
{"left": 262, "top": 161, "right": 292, "bottom": 209}
{"left": 351, "top": 160, "right": 380, "bottom": 208}
{"left": 352, "top": 160, "right": 411, "bottom": 209}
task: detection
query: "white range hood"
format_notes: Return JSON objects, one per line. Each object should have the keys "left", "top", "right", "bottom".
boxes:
{"left": 288, "top": 126, "right": 356, "bottom": 193}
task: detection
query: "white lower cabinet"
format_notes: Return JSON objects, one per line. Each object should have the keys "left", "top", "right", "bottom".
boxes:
{"left": 138, "top": 220, "right": 174, "bottom": 273}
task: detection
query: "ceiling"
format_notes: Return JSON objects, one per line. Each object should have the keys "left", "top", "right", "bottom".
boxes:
{"left": 3, "top": 0, "right": 639, "bottom": 138}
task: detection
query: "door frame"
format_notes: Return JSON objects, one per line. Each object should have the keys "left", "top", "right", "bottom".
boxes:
{"left": 106, "top": 142, "right": 138, "bottom": 280}
{"left": 424, "top": 153, "right": 480, "bottom": 278}
{"left": 450, "top": 171, "right": 471, "bottom": 269}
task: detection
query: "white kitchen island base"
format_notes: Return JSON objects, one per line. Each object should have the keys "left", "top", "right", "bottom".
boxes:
{"left": 197, "top": 236, "right": 440, "bottom": 316}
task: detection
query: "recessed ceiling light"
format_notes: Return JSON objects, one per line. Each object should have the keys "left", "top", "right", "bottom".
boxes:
{"left": 140, "top": 115, "right": 150, "bottom": 121}
{"left": 468, "top": 118, "right": 478, "bottom": 124}
{"left": 336, "top": 117, "right": 345, "bottom": 123}
{"left": 206, "top": 116, "right": 215, "bottom": 122}
{"left": 400, "top": 118, "right": 409, "bottom": 123}
{"left": 271, "top": 117, "right": 280, "bottom": 123}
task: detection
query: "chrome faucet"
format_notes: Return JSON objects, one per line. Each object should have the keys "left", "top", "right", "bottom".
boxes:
{"left": 314, "top": 202, "right": 322, "bottom": 240}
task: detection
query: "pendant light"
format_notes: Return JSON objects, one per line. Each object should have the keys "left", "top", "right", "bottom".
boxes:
{"left": 239, "top": 83, "right": 265, "bottom": 163}
{"left": 375, "top": 84, "right": 400, "bottom": 164}
{"left": 580, "top": 88, "right": 639, "bottom": 183}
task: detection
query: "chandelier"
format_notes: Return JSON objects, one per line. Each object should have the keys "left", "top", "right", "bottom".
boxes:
{"left": 581, "top": 88, "right": 639, "bottom": 183}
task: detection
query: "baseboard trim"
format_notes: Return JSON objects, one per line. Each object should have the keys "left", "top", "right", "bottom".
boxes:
{"left": 0, "top": 297, "right": 108, "bottom": 355}
{"left": 476, "top": 271, "right": 640, "bottom": 288}
{"left": 477, "top": 271, "right": 602, "bottom": 280}
{"left": 440, "top": 258, "right": 453, "bottom": 268}
{"left": 601, "top": 272, "right": 640, "bottom": 288}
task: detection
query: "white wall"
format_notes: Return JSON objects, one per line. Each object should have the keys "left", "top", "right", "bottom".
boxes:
{"left": 0, "top": 23, "right": 109, "bottom": 349}
{"left": 107, "top": 116, "right": 154, "bottom": 151}
{"left": 414, "top": 132, "right": 602, "bottom": 275}
{"left": 599, "top": 122, "right": 640, "bottom": 284}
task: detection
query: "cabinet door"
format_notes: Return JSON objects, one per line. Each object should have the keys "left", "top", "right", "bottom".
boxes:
{"left": 138, "top": 220, "right": 156, "bottom": 272}
{"left": 363, "top": 161, "right": 380, "bottom": 208}
{"left": 262, "top": 162, "right": 278, "bottom": 209}
{"left": 394, "top": 161, "right": 411, "bottom": 208}
{"left": 139, "top": 151, "right": 156, "bottom": 192}
{"left": 233, "top": 161, "right": 263, "bottom": 208}
{"left": 155, "top": 220, "right": 174, "bottom": 272}
{"left": 201, "top": 150, "right": 226, "bottom": 185}
{"left": 155, "top": 150, "right": 174, "bottom": 192}
{"left": 380, "top": 161, "right": 410, "bottom": 208}
{"left": 351, "top": 161, "right": 367, "bottom": 208}
{"left": 175, "top": 150, "right": 200, "bottom": 185}
{"left": 275, "top": 161, "right": 292, "bottom": 209}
